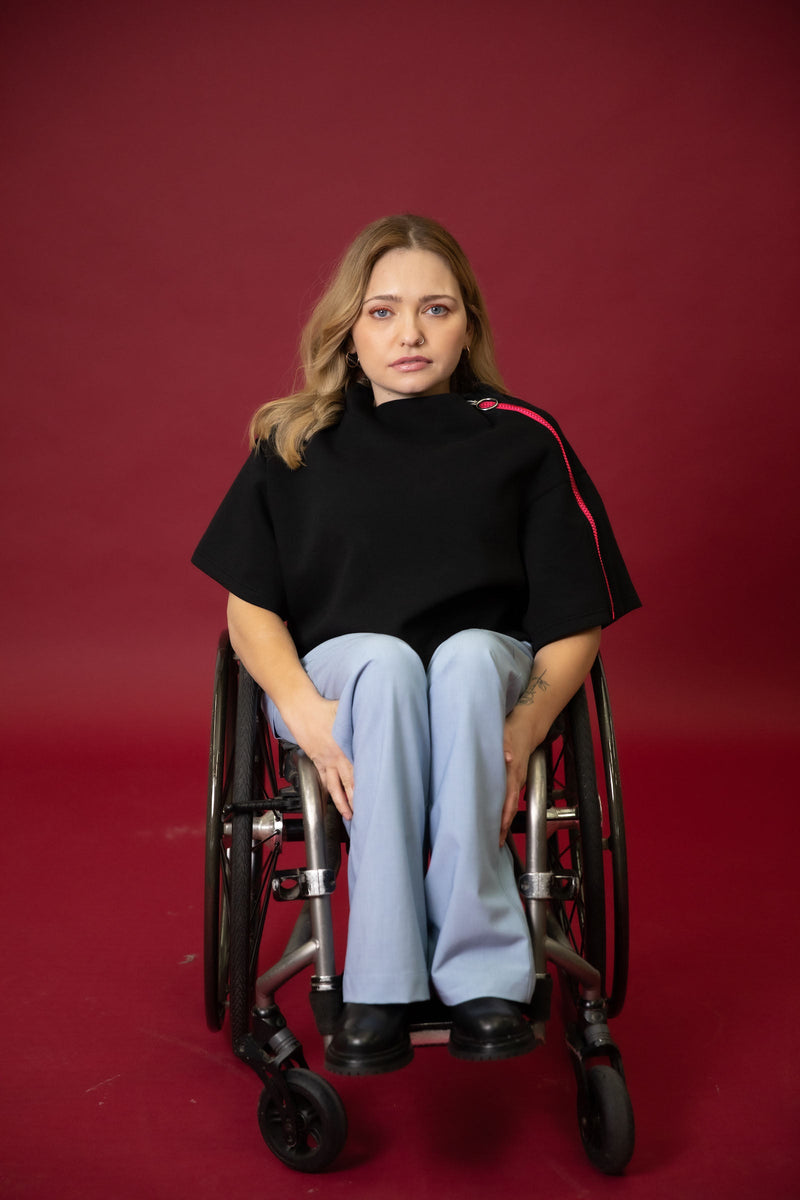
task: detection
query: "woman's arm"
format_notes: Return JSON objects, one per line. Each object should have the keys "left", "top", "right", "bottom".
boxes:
{"left": 500, "top": 626, "right": 601, "bottom": 846}
{"left": 226, "top": 594, "right": 355, "bottom": 819}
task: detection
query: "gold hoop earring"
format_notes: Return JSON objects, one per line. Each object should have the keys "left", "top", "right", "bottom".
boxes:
{"left": 345, "top": 350, "right": 359, "bottom": 368}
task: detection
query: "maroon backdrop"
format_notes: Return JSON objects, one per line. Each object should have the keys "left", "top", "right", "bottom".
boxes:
{"left": 2, "top": 2, "right": 799, "bottom": 1196}
{"left": 3, "top": 0, "right": 798, "bottom": 745}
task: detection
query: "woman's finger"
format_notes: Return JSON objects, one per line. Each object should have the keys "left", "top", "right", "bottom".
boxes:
{"left": 325, "top": 766, "right": 353, "bottom": 820}
{"left": 500, "top": 764, "right": 523, "bottom": 846}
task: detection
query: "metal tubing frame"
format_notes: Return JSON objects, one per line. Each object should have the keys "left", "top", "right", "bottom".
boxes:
{"left": 524, "top": 748, "right": 551, "bottom": 977}
{"left": 253, "top": 751, "right": 337, "bottom": 1009}
{"left": 250, "top": 721, "right": 603, "bottom": 1019}
{"left": 524, "top": 746, "right": 602, "bottom": 1003}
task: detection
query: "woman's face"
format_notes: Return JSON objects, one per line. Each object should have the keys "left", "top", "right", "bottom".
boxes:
{"left": 350, "top": 248, "right": 470, "bottom": 406}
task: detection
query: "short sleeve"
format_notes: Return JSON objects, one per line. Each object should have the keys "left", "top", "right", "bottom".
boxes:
{"left": 520, "top": 428, "right": 641, "bottom": 652}
{"left": 191, "top": 450, "right": 287, "bottom": 615}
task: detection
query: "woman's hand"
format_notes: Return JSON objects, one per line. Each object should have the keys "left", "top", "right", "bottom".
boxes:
{"left": 226, "top": 595, "right": 355, "bottom": 819}
{"left": 499, "top": 627, "right": 602, "bottom": 847}
{"left": 501, "top": 707, "right": 542, "bottom": 847}
{"left": 289, "top": 695, "right": 355, "bottom": 821}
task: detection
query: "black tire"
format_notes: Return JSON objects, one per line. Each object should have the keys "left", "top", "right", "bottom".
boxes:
{"left": 204, "top": 632, "right": 237, "bottom": 1031}
{"left": 547, "top": 683, "right": 606, "bottom": 1011}
{"left": 228, "top": 665, "right": 261, "bottom": 1048}
{"left": 590, "top": 656, "right": 630, "bottom": 1018}
{"left": 221, "top": 655, "right": 285, "bottom": 1051}
{"left": 257, "top": 1069, "right": 348, "bottom": 1173}
{"left": 578, "top": 1065, "right": 635, "bottom": 1175}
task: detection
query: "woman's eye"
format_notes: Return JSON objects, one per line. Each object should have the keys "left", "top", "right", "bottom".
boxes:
{"left": 426, "top": 304, "right": 448, "bottom": 316}
{"left": 370, "top": 307, "right": 392, "bottom": 318}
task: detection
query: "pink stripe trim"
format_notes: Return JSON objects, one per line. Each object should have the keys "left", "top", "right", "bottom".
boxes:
{"left": 478, "top": 400, "right": 615, "bottom": 619}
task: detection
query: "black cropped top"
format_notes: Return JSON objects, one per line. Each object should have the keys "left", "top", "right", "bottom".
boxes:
{"left": 192, "top": 383, "right": 640, "bottom": 664}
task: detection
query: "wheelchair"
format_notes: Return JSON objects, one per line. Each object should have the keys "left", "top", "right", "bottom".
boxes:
{"left": 203, "top": 630, "right": 635, "bottom": 1175}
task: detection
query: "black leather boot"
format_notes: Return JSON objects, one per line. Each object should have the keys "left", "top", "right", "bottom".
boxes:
{"left": 324, "top": 1003, "right": 413, "bottom": 1076}
{"left": 448, "top": 996, "right": 537, "bottom": 1061}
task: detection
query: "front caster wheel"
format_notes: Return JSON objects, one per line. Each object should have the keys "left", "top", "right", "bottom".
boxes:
{"left": 257, "top": 1068, "right": 348, "bottom": 1173}
{"left": 577, "top": 1065, "right": 635, "bottom": 1175}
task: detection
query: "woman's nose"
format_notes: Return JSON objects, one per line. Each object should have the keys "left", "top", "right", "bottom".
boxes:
{"left": 399, "top": 315, "right": 423, "bottom": 346}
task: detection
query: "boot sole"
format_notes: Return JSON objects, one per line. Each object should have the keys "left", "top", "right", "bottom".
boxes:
{"left": 448, "top": 1027, "right": 537, "bottom": 1062}
{"left": 324, "top": 1039, "right": 414, "bottom": 1076}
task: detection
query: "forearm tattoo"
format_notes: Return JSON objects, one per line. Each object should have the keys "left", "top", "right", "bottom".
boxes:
{"left": 517, "top": 669, "right": 550, "bottom": 706}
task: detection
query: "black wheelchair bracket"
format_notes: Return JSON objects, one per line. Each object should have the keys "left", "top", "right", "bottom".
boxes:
{"left": 235, "top": 1005, "right": 310, "bottom": 1085}
{"left": 271, "top": 867, "right": 337, "bottom": 902}
{"left": 270, "top": 786, "right": 303, "bottom": 813}
{"left": 279, "top": 743, "right": 302, "bottom": 785}
{"left": 527, "top": 971, "right": 553, "bottom": 1023}
{"left": 225, "top": 791, "right": 301, "bottom": 817}
{"left": 309, "top": 974, "right": 344, "bottom": 1035}
{"left": 565, "top": 997, "right": 627, "bottom": 1086}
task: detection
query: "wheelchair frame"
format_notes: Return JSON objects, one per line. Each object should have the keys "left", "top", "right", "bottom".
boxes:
{"left": 203, "top": 630, "right": 635, "bottom": 1174}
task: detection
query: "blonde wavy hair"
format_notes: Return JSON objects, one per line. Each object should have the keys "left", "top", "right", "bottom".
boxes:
{"left": 250, "top": 214, "right": 505, "bottom": 468}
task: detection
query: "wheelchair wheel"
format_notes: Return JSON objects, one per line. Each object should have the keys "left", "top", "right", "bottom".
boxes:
{"left": 257, "top": 1069, "right": 348, "bottom": 1173}
{"left": 577, "top": 1065, "right": 635, "bottom": 1175}
{"left": 590, "top": 656, "right": 629, "bottom": 1018}
{"left": 547, "top": 683, "right": 606, "bottom": 1009}
{"left": 204, "top": 631, "right": 237, "bottom": 1031}
{"left": 228, "top": 664, "right": 278, "bottom": 1049}
{"left": 547, "top": 658, "right": 630, "bottom": 1017}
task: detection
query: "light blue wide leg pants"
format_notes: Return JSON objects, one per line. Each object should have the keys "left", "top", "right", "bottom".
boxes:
{"left": 266, "top": 629, "right": 535, "bottom": 1006}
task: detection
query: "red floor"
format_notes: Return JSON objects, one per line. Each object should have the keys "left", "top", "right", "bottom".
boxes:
{"left": 1, "top": 730, "right": 797, "bottom": 1199}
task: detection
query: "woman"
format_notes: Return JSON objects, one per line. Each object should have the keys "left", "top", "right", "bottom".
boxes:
{"left": 193, "top": 214, "right": 639, "bottom": 1076}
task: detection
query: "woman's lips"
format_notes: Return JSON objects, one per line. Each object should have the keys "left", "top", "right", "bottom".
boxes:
{"left": 390, "top": 356, "right": 432, "bottom": 371}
